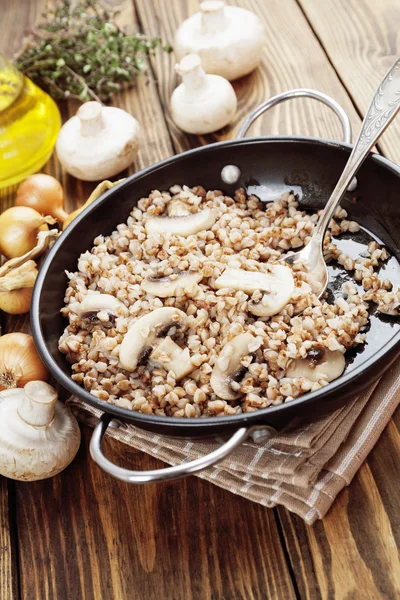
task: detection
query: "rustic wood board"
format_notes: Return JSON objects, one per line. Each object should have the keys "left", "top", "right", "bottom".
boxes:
{"left": 278, "top": 440, "right": 400, "bottom": 599}
{"left": 0, "top": 0, "right": 399, "bottom": 598}
{"left": 15, "top": 427, "right": 296, "bottom": 600}
{"left": 299, "top": 0, "right": 400, "bottom": 163}
{"left": 0, "top": 479, "right": 18, "bottom": 600}
{"left": 135, "top": 0, "right": 363, "bottom": 147}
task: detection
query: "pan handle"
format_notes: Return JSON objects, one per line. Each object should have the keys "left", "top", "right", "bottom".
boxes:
{"left": 90, "top": 414, "right": 275, "bottom": 484}
{"left": 221, "top": 88, "right": 355, "bottom": 188}
{"left": 236, "top": 88, "right": 352, "bottom": 143}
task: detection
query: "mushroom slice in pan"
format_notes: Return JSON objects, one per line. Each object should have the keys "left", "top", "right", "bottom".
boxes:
{"left": 145, "top": 207, "right": 216, "bottom": 237}
{"left": 286, "top": 346, "right": 345, "bottom": 383}
{"left": 210, "top": 332, "right": 255, "bottom": 400}
{"left": 215, "top": 266, "right": 294, "bottom": 318}
{"left": 119, "top": 307, "right": 187, "bottom": 372}
{"left": 141, "top": 271, "right": 203, "bottom": 298}
{"left": 150, "top": 336, "right": 194, "bottom": 380}
{"left": 69, "top": 293, "right": 128, "bottom": 326}
{"left": 167, "top": 200, "right": 191, "bottom": 216}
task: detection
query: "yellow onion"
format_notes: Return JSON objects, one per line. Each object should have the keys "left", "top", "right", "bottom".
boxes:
{"left": 0, "top": 333, "right": 48, "bottom": 390}
{"left": 0, "top": 261, "right": 38, "bottom": 314}
{"left": 0, "top": 206, "right": 56, "bottom": 259}
{"left": 16, "top": 174, "right": 68, "bottom": 223}
{"left": 0, "top": 286, "right": 34, "bottom": 314}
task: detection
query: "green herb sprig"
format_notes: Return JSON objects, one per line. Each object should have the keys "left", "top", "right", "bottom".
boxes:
{"left": 15, "top": 0, "right": 171, "bottom": 103}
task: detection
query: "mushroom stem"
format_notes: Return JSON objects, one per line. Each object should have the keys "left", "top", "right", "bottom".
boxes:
{"left": 175, "top": 54, "right": 208, "bottom": 101}
{"left": 201, "top": 1, "right": 226, "bottom": 34}
{"left": 77, "top": 101, "right": 105, "bottom": 137}
{"left": 18, "top": 381, "right": 57, "bottom": 427}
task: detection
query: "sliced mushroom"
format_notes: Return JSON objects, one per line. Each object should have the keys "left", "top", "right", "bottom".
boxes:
{"left": 145, "top": 207, "right": 216, "bottom": 237}
{"left": 286, "top": 346, "right": 345, "bottom": 383}
{"left": 119, "top": 307, "right": 187, "bottom": 371}
{"left": 167, "top": 200, "right": 191, "bottom": 216}
{"left": 69, "top": 293, "right": 128, "bottom": 326}
{"left": 150, "top": 336, "right": 194, "bottom": 380}
{"left": 215, "top": 266, "right": 295, "bottom": 318}
{"left": 216, "top": 268, "right": 274, "bottom": 293}
{"left": 141, "top": 271, "right": 203, "bottom": 298}
{"left": 210, "top": 332, "right": 255, "bottom": 400}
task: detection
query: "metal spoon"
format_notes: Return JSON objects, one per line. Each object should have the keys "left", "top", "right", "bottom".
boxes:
{"left": 283, "top": 57, "right": 400, "bottom": 296}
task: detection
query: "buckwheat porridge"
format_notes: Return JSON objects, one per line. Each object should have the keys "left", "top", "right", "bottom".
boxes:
{"left": 59, "top": 186, "right": 399, "bottom": 418}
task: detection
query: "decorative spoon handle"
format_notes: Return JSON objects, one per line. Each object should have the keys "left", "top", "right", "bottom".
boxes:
{"left": 314, "top": 57, "right": 400, "bottom": 243}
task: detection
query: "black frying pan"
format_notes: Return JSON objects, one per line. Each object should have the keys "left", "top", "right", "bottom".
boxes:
{"left": 31, "top": 90, "right": 400, "bottom": 483}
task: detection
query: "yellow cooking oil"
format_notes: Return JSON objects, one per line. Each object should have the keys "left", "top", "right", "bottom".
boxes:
{"left": 0, "top": 54, "right": 61, "bottom": 188}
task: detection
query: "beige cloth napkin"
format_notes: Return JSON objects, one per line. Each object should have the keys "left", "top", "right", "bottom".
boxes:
{"left": 67, "top": 360, "right": 400, "bottom": 525}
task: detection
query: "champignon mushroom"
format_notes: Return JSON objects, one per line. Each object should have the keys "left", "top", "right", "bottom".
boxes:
{"left": 119, "top": 307, "right": 187, "bottom": 371}
{"left": 171, "top": 53, "right": 237, "bottom": 135}
{"left": 286, "top": 346, "right": 346, "bottom": 383}
{"left": 145, "top": 207, "right": 216, "bottom": 237}
{"left": 141, "top": 271, "right": 203, "bottom": 298}
{"left": 56, "top": 101, "right": 140, "bottom": 181}
{"left": 0, "top": 381, "right": 80, "bottom": 481}
{"left": 167, "top": 200, "right": 191, "bottom": 217}
{"left": 69, "top": 293, "right": 128, "bottom": 326}
{"left": 174, "top": 1, "right": 265, "bottom": 81}
{"left": 150, "top": 336, "right": 194, "bottom": 380}
{"left": 215, "top": 266, "right": 295, "bottom": 317}
{"left": 210, "top": 332, "right": 255, "bottom": 400}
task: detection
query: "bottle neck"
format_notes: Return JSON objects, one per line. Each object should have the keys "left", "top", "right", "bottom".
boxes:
{"left": 0, "top": 54, "right": 24, "bottom": 112}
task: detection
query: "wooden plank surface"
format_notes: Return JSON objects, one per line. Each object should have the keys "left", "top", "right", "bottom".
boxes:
{"left": 299, "top": 0, "right": 400, "bottom": 163}
{"left": 0, "top": 479, "right": 18, "bottom": 600}
{"left": 135, "top": 0, "right": 363, "bottom": 147}
{"left": 15, "top": 428, "right": 296, "bottom": 600}
{"left": 1, "top": 0, "right": 400, "bottom": 598}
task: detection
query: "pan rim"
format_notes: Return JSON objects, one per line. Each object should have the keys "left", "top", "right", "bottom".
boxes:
{"left": 31, "top": 135, "right": 400, "bottom": 431}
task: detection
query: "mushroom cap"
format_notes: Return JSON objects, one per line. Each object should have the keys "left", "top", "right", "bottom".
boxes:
{"left": 215, "top": 266, "right": 295, "bottom": 318}
{"left": 171, "top": 74, "right": 237, "bottom": 135}
{"left": 249, "top": 265, "right": 295, "bottom": 317}
{"left": 174, "top": 5, "right": 265, "bottom": 80}
{"left": 119, "top": 307, "right": 188, "bottom": 372}
{"left": 141, "top": 271, "right": 203, "bottom": 298}
{"left": 0, "top": 386, "right": 80, "bottom": 481}
{"left": 150, "top": 336, "right": 194, "bottom": 380}
{"left": 69, "top": 293, "right": 128, "bottom": 325}
{"left": 145, "top": 208, "right": 217, "bottom": 237}
{"left": 210, "top": 332, "right": 255, "bottom": 400}
{"left": 56, "top": 104, "right": 140, "bottom": 181}
{"left": 286, "top": 348, "right": 346, "bottom": 383}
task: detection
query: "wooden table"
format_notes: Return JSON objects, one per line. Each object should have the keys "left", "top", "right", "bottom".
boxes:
{"left": 1, "top": 1, "right": 400, "bottom": 598}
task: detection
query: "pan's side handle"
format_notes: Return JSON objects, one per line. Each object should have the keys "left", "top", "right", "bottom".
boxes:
{"left": 221, "top": 89, "right": 356, "bottom": 190}
{"left": 236, "top": 88, "right": 352, "bottom": 143}
{"left": 90, "top": 414, "right": 275, "bottom": 484}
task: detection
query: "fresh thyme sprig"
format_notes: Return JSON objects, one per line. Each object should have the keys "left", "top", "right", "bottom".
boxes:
{"left": 15, "top": 0, "right": 171, "bottom": 103}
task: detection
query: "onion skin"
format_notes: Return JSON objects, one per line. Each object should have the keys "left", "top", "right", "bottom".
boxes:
{"left": 0, "top": 206, "right": 49, "bottom": 259}
{"left": 0, "top": 333, "right": 48, "bottom": 390}
{"left": 0, "top": 286, "right": 34, "bottom": 315}
{"left": 16, "top": 174, "right": 68, "bottom": 223}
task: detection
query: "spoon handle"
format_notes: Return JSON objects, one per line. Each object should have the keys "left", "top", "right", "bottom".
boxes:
{"left": 314, "top": 57, "right": 400, "bottom": 242}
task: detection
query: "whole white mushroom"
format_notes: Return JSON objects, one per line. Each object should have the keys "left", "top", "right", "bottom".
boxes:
{"left": 174, "top": 0, "right": 265, "bottom": 81}
{"left": 0, "top": 381, "right": 80, "bottom": 481}
{"left": 56, "top": 101, "right": 140, "bottom": 181}
{"left": 170, "top": 54, "right": 237, "bottom": 134}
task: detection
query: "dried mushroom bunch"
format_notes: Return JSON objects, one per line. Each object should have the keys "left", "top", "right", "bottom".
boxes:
{"left": 15, "top": 0, "right": 171, "bottom": 103}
